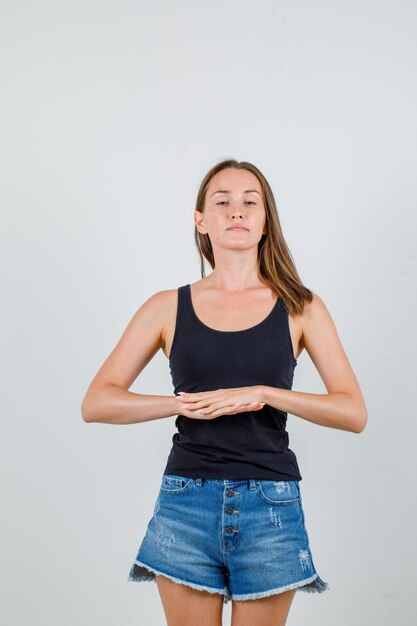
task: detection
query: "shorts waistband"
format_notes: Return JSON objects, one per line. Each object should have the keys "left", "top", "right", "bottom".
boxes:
{"left": 194, "top": 478, "right": 258, "bottom": 491}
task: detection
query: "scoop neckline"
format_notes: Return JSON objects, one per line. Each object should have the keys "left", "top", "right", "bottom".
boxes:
{"left": 186, "top": 283, "right": 281, "bottom": 334}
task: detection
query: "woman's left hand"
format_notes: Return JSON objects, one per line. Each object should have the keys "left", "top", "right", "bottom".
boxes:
{"left": 174, "top": 386, "right": 265, "bottom": 418}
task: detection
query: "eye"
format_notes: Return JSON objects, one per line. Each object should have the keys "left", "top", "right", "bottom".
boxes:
{"left": 216, "top": 201, "right": 257, "bottom": 206}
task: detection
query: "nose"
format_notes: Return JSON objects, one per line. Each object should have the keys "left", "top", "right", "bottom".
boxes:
{"left": 230, "top": 206, "right": 244, "bottom": 218}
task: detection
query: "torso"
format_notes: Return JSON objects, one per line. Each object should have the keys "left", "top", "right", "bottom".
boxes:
{"left": 161, "top": 280, "right": 304, "bottom": 361}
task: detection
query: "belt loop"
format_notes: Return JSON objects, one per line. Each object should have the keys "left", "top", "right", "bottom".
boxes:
{"left": 249, "top": 479, "right": 257, "bottom": 491}
{"left": 195, "top": 478, "right": 203, "bottom": 487}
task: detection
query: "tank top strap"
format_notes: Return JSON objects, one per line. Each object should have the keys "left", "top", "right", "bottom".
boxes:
{"left": 174, "top": 284, "right": 193, "bottom": 336}
{"left": 182, "top": 283, "right": 193, "bottom": 316}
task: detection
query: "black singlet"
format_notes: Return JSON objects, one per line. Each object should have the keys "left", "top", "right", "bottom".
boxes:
{"left": 163, "top": 284, "right": 302, "bottom": 482}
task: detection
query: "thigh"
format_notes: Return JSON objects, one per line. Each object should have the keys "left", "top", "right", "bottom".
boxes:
{"left": 156, "top": 574, "right": 224, "bottom": 626}
{"left": 231, "top": 588, "right": 297, "bottom": 626}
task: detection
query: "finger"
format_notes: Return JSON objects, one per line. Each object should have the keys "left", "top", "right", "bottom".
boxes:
{"left": 212, "top": 404, "right": 250, "bottom": 416}
{"left": 177, "top": 391, "right": 216, "bottom": 400}
{"left": 179, "top": 402, "right": 209, "bottom": 411}
{"left": 228, "top": 404, "right": 245, "bottom": 413}
{"left": 200, "top": 402, "right": 258, "bottom": 416}
{"left": 177, "top": 388, "right": 229, "bottom": 402}
{"left": 234, "top": 402, "right": 265, "bottom": 411}
{"left": 197, "top": 401, "right": 242, "bottom": 415}
{"left": 176, "top": 398, "right": 213, "bottom": 408}
{"left": 181, "top": 397, "right": 233, "bottom": 410}
{"left": 187, "top": 400, "right": 265, "bottom": 417}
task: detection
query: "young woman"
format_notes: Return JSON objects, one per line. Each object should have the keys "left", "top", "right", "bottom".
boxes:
{"left": 82, "top": 159, "right": 367, "bottom": 626}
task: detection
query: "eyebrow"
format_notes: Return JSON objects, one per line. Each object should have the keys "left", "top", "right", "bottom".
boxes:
{"left": 210, "top": 189, "right": 261, "bottom": 197}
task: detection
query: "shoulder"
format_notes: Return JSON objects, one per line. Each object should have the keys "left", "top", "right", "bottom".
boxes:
{"left": 113, "top": 289, "right": 179, "bottom": 338}
{"left": 298, "top": 291, "right": 340, "bottom": 348}
{"left": 142, "top": 287, "right": 179, "bottom": 306}
{"left": 300, "top": 292, "right": 330, "bottom": 322}
{"left": 135, "top": 287, "right": 179, "bottom": 320}
{"left": 121, "top": 288, "right": 180, "bottom": 353}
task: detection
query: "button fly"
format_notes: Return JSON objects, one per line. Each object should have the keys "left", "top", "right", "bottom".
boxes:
{"left": 223, "top": 485, "right": 241, "bottom": 552}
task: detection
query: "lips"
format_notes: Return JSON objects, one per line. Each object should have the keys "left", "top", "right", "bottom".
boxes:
{"left": 227, "top": 227, "right": 248, "bottom": 231}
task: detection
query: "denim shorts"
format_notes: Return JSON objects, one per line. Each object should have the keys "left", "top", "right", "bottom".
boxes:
{"left": 127, "top": 474, "right": 330, "bottom": 604}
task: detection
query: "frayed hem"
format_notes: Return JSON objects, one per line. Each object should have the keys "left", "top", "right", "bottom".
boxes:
{"left": 230, "top": 573, "right": 330, "bottom": 602}
{"left": 127, "top": 559, "right": 232, "bottom": 605}
{"left": 297, "top": 574, "right": 330, "bottom": 593}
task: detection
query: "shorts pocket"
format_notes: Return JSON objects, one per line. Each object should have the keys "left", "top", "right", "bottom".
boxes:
{"left": 160, "top": 474, "right": 194, "bottom": 495}
{"left": 257, "top": 479, "right": 300, "bottom": 506}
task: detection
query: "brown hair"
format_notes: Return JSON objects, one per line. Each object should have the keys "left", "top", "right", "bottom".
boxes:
{"left": 194, "top": 159, "right": 313, "bottom": 316}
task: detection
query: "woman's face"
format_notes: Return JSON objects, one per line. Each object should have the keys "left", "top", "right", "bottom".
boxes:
{"left": 196, "top": 168, "right": 267, "bottom": 249}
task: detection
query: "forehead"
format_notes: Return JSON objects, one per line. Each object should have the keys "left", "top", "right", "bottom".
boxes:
{"left": 207, "top": 168, "right": 262, "bottom": 195}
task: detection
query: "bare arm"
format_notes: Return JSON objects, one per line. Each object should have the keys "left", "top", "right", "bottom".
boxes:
{"left": 81, "top": 290, "right": 179, "bottom": 424}
{"left": 258, "top": 293, "right": 368, "bottom": 433}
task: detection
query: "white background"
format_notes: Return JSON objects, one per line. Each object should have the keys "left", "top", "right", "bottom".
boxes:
{"left": 1, "top": 1, "right": 416, "bottom": 625}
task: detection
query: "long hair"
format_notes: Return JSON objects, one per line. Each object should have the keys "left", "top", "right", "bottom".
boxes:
{"left": 194, "top": 159, "right": 313, "bottom": 316}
